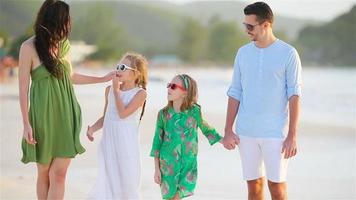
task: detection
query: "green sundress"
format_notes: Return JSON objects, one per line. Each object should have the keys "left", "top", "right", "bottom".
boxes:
{"left": 21, "top": 39, "right": 85, "bottom": 164}
{"left": 150, "top": 104, "right": 222, "bottom": 199}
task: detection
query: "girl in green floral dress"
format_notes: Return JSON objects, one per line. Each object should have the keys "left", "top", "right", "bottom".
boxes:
{"left": 150, "top": 74, "right": 222, "bottom": 200}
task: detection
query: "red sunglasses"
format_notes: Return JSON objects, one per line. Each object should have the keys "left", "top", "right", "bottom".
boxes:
{"left": 167, "top": 83, "right": 186, "bottom": 91}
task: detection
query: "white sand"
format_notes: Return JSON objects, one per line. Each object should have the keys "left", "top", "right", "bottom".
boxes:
{"left": 1, "top": 67, "right": 355, "bottom": 199}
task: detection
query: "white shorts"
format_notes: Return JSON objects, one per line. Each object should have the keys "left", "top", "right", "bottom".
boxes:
{"left": 238, "top": 135, "right": 289, "bottom": 183}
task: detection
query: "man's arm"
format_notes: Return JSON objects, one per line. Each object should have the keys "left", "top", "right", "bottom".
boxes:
{"left": 223, "top": 97, "right": 240, "bottom": 149}
{"left": 282, "top": 95, "right": 300, "bottom": 158}
{"left": 282, "top": 48, "right": 302, "bottom": 159}
{"left": 223, "top": 50, "right": 242, "bottom": 150}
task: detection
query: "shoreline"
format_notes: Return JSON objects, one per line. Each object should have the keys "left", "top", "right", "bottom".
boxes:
{"left": 1, "top": 67, "right": 355, "bottom": 199}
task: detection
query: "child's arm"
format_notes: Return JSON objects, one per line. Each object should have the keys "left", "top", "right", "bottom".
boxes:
{"left": 112, "top": 77, "right": 147, "bottom": 119}
{"left": 87, "top": 86, "right": 110, "bottom": 141}
{"left": 196, "top": 106, "right": 222, "bottom": 145}
{"left": 87, "top": 117, "right": 104, "bottom": 141}
{"left": 150, "top": 111, "right": 164, "bottom": 157}
{"left": 150, "top": 111, "right": 164, "bottom": 184}
{"left": 154, "top": 157, "right": 161, "bottom": 185}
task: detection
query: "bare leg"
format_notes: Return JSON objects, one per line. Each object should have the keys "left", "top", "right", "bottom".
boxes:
{"left": 36, "top": 162, "right": 51, "bottom": 199}
{"left": 247, "top": 177, "right": 264, "bottom": 200}
{"left": 47, "top": 158, "right": 71, "bottom": 200}
{"left": 268, "top": 180, "right": 287, "bottom": 200}
{"left": 169, "top": 192, "right": 180, "bottom": 200}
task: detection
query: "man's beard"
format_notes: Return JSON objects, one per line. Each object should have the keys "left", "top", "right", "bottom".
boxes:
{"left": 248, "top": 33, "right": 257, "bottom": 41}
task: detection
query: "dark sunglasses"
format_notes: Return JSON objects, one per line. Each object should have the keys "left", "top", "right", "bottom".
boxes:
{"left": 116, "top": 63, "right": 136, "bottom": 72}
{"left": 167, "top": 83, "right": 186, "bottom": 91}
{"left": 243, "top": 22, "right": 263, "bottom": 31}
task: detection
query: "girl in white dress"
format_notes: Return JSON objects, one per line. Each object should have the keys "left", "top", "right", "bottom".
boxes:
{"left": 86, "top": 52, "right": 148, "bottom": 200}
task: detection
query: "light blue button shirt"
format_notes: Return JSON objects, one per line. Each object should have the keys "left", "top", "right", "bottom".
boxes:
{"left": 227, "top": 39, "right": 302, "bottom": 138}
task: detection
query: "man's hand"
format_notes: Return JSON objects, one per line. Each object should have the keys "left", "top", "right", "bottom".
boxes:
{"left": 282, "top": 134, "right": 297, "bottom": 159}
{"left": 223, "top": 129, "right": 240, "bottom": 150}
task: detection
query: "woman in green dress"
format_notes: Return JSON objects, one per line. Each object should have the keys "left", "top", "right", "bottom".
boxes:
{"left": 18, "top": 1, "right": 114, "bottom": 199}
{"left": 150, "top": 74, "right": 223, "bottom": 200}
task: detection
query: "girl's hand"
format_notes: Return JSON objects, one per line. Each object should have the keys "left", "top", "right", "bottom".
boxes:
{"left": 102, "top": 71, "right": 116, "bottom": 82}
{"left": 112, "top": 74, "right": 121, "bottom": 92}
{"left": 154, "top": 169, "right": 161, "bottom": 185}
{"left": 222, "top": 130, "right": 239, "bottom": 150}
{"left": 86, "top": 125, "right": 94, "bottom": 142}
{"left": 23, "top": 123, "right": 36, "bottom": 145}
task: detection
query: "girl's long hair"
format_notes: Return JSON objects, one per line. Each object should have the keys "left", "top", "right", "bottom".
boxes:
{"left": 163, "top": 74, "right": 198, "bottom": 115}
{"left": 121, "top": 52, "right": 148, "bottom": 121}
{"left": 34, "top": 0, "right": 71, "bottom": 79}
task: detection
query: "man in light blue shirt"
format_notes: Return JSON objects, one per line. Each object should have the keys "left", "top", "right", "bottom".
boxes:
{"left": 223, "top": 2, "right": 302, "bottom": 200}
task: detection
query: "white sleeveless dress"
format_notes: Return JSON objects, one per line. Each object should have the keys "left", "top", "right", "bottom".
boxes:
{"left": 89, "top": 86, "right": 143, "bottom": 200}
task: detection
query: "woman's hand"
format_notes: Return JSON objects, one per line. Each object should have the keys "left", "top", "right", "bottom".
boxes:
{"left": 103, "top": 71, "right": 116, "bottom": 82}
{"left": 23, "top": 123, "right": 36, "bottom": 145}
{"left": 154, "top": 169, "right": 162, "bottom": 185}
{"left": 86, "top": 125, "right": 94, "bottom": 142}
{"left": 71, "top": 71, "right": 116, "bottom": 85}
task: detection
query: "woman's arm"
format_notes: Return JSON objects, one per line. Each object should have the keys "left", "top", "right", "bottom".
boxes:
{"left": 71, "top": 72, "right": 114, "bottom": 85}
{"left": 65, "top": 52, "right": 114, "bottom": 85}
{"left": 18, "top": 42, "right": 36, "bottom": 145}
{"left": 87, "top": 86, "right": 110, "bottom": 141}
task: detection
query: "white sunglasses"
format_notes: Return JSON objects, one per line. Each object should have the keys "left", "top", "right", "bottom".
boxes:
{"left": 116, "top": 63, "right": 137, "bottom": 72}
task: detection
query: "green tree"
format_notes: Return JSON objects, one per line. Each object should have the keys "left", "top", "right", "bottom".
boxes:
{"left": 275, "top": 30, "right": 289, "bottom": 43}
{"left": 296, "top": 5, "right": 356, "bottom": 66}
{"left": 177, "top": 18, "right": 207, "bottom": 63}
{"left": 8, "top": 26, "right": 33, "bottom": 58}
{"left": 207, "top": 20, "right": 246, "bottom": 63}
{"left": 0, "top": 31, "right": 9, "bottom": 46}
{"left": 71, "top": 3, "right": 129, "bottom": 61}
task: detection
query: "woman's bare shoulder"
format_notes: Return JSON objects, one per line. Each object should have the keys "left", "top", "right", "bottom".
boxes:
{"left": 21, "top": 36, "right": 36, "bottom": 52}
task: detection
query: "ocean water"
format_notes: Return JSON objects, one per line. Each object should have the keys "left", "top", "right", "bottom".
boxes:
{"left": 71, "top": 66, "right": 356, "bottom": 128}
{"left": 142, "top": 67, "right": 356, "bottom": 128}
{"left": 1, "top": 66, "right": 355, "bottom": 199}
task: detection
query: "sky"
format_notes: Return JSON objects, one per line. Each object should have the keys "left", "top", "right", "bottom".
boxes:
{"left": 162, "top": 0, "right": 356, "bottom": 21}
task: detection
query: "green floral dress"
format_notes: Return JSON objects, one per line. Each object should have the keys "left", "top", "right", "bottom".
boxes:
{"left": 150, "top": 104, "right": 222, "bottom": 199}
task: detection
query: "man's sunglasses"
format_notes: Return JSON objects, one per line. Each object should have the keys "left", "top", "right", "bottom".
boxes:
{"left": 167, "top": 83, "right": 186, "bottom": 91}
{"left": 116, "top": 63, "right": 137, "bottom": 72}
{"left": 243, "top": 22, "right": 263, "bottom": 31}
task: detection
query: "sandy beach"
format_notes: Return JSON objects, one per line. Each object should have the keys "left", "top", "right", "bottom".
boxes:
{"left": 1, "top": 67, "right": 355, "bottom": 200}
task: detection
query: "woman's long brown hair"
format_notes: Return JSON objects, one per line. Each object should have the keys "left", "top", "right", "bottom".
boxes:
{"left": 34, "top": 0, "right": 71, "bottom": 79}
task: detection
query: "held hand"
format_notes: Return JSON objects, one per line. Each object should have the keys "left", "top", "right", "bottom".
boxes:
{"left": 223, "top": 129, "right": 239, "bottom": 150}
{"left": 23, "top": 123, "right": 36, "bottom": 145}
{"left": 282, "top": 135, "right": 297, "bottom": 159}
{"left": 86, "top": 125, "right": 94, "bottom": 142}
{"left": 154, "top": 169, "right": 161, "bottom": 185}
{"left": 102, "top": 71, "right": 116, "bottom": 82}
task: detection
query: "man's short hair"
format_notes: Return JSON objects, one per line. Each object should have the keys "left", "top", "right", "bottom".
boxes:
{"left": 244, "top": 2, "right": 274, "bottom": 24}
